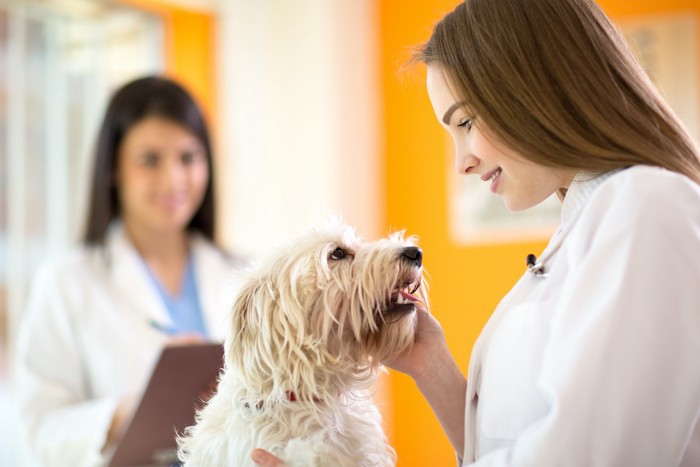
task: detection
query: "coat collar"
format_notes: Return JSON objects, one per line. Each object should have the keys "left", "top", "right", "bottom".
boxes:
{"left": 106, "top": 223, "right": 171, "bottom": 328}
{"left": 560, "top": 169, "right": 622, "bottom": 228}
{"left": 527, "top": 169, "right": 624, "bottom": 274}
{"left": 189, "top": 234, "right": 241, "bottom": 342}
{"left": 104, "top": 223, "right": 238, "bottom": 341}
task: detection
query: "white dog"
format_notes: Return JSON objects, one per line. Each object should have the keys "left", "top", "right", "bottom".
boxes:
{"left": 178, "top": 220, "right": 427, "bottom": 466}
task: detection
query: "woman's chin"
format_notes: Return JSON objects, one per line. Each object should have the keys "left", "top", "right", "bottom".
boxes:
{"left": 502, "top": 195, "right": 544, "bottom": 212}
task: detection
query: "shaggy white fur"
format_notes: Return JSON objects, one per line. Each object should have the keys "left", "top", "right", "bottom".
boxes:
{"left": 177, "top": 220, "right": 428, "bottom": 466}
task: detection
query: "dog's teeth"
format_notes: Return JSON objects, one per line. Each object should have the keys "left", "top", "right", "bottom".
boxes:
{"left": 396, "top": 294, "right": 407, "bottom": 304}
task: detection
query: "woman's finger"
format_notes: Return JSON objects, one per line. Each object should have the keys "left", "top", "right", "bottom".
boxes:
{"left": 251, "top": 448, "right": 286, "bottom": 466}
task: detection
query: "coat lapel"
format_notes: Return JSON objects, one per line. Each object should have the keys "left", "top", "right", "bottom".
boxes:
{"left": 464, "top": 300, "right": 508, "bottom": 461}
{"left": 190, "top": 235, "right": 243, "bottom": 342}
{"left": 107, "top": 225, "right": 173, "bottom": 331}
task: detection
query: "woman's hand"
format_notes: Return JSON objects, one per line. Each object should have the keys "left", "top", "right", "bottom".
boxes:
{"left": 165, "top": 332, "right": 207, "bottom": 346}
{"left": 383, "top": 305, "right": 448, "bottom": 381}
{"left": 103, "top": 394, "right": 138, "bottom": 451}
{"left": 387, "top": 306, "right": 467, "bottom": 454}
{"left": 251, "top": 449, "right": 287, "bottom": 466}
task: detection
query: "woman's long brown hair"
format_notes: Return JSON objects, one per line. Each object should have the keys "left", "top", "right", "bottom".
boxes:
{"left": 83, "top": 76, "right": 216, "bottom": 245}
{"left": 414, "top": 0, "right": 700, "bottom": 184}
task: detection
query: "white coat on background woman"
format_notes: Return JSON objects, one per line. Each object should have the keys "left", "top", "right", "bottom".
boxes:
{"left": 15, "top": 76, "right": 246, "bottom": 467}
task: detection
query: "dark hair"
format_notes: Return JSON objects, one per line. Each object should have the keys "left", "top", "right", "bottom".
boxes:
{"left": 414, "top": 0, "right": 700, "bottom": 183}
{"left": 83, "top": 76, "right": 215, "bottom": 245}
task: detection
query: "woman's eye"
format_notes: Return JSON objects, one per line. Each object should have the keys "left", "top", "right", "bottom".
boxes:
{"left": 182, "top": 150, "right": 204, "bottom": 165}
{"left": 458, "top": 118, "right": 473, "bottom": 132}
{"left": 139, "top": 152, "right": 159, "bottom": 166}
{"left": 330, "top": 247, "right": 346, "bottom": 260}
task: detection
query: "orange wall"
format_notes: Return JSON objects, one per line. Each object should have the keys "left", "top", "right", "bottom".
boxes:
{"left": 379, "top": 0, "right": 700, "bottom": 465}
{"left": 118, "top": 0, "right": 216, "bottom": 126}
{"left": 599, "top": 0, "right": 700, "bottom": 15}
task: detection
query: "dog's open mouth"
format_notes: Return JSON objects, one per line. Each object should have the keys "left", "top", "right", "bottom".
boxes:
{"left": 386, "top": 279, "right": 422, "bottom": 314}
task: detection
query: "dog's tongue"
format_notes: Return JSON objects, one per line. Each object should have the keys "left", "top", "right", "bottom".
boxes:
{"left": 399, "top": 291, "right": 420, "bottom": 302}
{"left": 392, "top": 290, "right": 421, "bottom": 305}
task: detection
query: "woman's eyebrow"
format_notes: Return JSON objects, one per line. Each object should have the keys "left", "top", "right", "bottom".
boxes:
{"left": 442, "top": 102, "right": 466, "bottom": 124}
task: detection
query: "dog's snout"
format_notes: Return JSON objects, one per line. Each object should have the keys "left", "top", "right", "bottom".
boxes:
{"left": 401, "top": 246, "right": 423, "bottom": 266}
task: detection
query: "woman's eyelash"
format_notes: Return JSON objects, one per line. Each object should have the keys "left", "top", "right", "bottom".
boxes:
{"left": 458, "top": 118, "right": 473, "bottom": 131}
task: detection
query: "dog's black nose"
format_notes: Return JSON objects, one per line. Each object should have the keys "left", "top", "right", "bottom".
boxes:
{"left": 401, "top": 246, "right": 423, "bottom": 267}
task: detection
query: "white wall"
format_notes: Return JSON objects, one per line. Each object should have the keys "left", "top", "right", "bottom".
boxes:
{"left": 215, "top": 0, "right": 383, "bottom": 259}
{"left": 0, "top": 4, "right": 165, "bottom": 464}
{"left": 1, "top": 0, "right": 164, "bottom": 354}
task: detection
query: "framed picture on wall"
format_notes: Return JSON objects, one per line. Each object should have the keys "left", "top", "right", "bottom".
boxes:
{"left": 447, "top": 150, "right": 562, "bottom": 245}
{"left": 447, "top": 11, "right": 699, "bottom": 245}
{"left": 618, "top": 12, "right": 699, "bottom": 141}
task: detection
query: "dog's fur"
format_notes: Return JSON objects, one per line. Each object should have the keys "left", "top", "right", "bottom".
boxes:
{"left": 177, "top": 220, "right": 427, "bottom": 466}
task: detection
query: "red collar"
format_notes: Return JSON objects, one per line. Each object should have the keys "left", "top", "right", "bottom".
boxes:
{"left": 285, "top": 391, "right": 322, "bottom": 402}
{"left": 245, "top": 391, "right": 322, "bottom": 410}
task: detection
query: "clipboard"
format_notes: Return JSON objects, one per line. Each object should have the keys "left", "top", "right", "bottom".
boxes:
{"left": 108, "top": 343, "right": 224, "bottom": 466}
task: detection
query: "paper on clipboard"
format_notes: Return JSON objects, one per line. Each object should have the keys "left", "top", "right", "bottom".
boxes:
{"left": 108, "top": 343, "right": 224, "bottom": 467}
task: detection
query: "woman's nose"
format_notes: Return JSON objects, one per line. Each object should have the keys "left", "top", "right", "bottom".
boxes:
{"left": 161, "top": 157, "right": 186, "bottom": 184}
{"left": 454, "top": 144, "right": 478, "bottom": 175}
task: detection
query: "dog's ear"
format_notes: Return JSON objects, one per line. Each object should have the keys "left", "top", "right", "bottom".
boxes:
{"left": 226, "top": 275, "right": 270, "bottom": 371}
{"left": 226, "top": 273, "right": 305, "bottom": 394}
{"left": 228, "top": 273, "right": 297, "bottom": 342}
{"left": 228, "top": 276, "right": 260, "bottom": 336}
{"left": 226, "top": 267, "right": 330, "bottom": 396}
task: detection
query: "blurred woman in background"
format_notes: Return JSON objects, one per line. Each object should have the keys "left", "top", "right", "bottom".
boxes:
{"left": 16, "top": 76, "right": 245, "bottom": 466}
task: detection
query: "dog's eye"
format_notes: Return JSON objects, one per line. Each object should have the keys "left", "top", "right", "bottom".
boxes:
{"left": 330, "top": 247, "right": 346, "bottom": 260}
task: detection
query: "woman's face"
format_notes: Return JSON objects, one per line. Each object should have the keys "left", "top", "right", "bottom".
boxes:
{"left": 115, "top": 116, "right": 209, "bottom": 236}
{"left": 426, "top": 66, "right": 574, "bottom": 211}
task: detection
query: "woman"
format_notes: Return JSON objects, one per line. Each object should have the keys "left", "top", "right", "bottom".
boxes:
{"left": 253, "top": 0, "right": 700, "bottom": 465}
{"left": 16, "top": 76, "right": 246, "bottom": 466}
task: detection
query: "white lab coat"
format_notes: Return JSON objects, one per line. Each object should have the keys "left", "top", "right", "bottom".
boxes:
{"left": 15, "top": 224, "right": 245, "bottom": 467}
{"left": 462, "top": 166, "right": 700, "bottom": 466}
